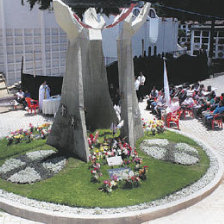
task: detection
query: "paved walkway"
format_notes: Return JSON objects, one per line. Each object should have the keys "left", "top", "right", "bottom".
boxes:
{"left": 140, "top": 75, "right": 224, "bottom": 224}
{"left": 0, "top": 75, "right": 224, "bottom": 224}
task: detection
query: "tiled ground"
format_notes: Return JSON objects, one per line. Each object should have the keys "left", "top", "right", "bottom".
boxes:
{"left": 0, "top": 75, "right": 224, "bottom": 224}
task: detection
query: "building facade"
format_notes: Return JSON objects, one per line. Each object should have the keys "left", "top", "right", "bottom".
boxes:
{"left": 0, "top": 0, "right": 180, "bottom": 86}
{"left": 190, "top": 21, "right": 224, "bottom": 59}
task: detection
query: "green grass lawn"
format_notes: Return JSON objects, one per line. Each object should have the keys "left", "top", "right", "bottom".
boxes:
{"left": 0, "top": 130, "right": 209, "bottom": 208}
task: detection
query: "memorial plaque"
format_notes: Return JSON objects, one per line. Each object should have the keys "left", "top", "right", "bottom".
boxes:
{"left": 107, "top": 156, "right": 123, "bottom": 166}
{"left": 107, "top": 168, "right": 134, "bottom": 180}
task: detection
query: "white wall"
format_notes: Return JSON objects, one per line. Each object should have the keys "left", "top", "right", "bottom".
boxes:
{"left": 0, "top": 0, "right": 179, "bottom": 85}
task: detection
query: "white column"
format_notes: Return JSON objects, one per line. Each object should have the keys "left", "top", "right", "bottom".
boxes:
{"left": 40, "top": 10, "right": 47, "bottom": 76}
{"left": 190, "top": 30, "right": 194, "bottom": 56}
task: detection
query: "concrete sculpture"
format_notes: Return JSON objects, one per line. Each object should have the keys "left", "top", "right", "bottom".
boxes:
{"left": 47, "top": 0, "right": 89, "bottom": 161}
{"left": 117, "top": 3, "right": 151, "bottom": 148}
{"left": 47, "top": 0, "right": 117, "bottom": 161}
{"left": 82, "top": 8, "right": 117, "bottom": 130}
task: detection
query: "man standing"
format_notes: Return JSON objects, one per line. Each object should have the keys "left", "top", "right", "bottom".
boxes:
{"left": 39, "top": 81, "right": 50, "bottom": 112}
{"left": 135, "top": 76, "right": 140, "bottom": 101}
{"left": 137, "top": 72, "right": 146, "bottom": 102}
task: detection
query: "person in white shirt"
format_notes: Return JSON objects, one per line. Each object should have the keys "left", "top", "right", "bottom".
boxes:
{"left": 166, "top": 97, "right": 180, "bottom": 113}
{"left": 182, "top": 96, "right": 195, "bottom": 107}
{"left": 137, "top": 72, "right": 146, "bottom": 102}
{"left": 39, "top": 81, "right": 50, "bottom": 112}
{"left": 15, "top": 89, "right": 26, "bottom": 107}
{"left": 135, "top": 76, "right": 140, "bottom": 101}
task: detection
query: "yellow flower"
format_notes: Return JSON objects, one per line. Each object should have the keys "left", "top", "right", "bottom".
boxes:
{"left": 100, "top": 145, "right": 104, "bottom": 152}
{"left": 152, "top": 124, "right": 156, "bottom": 129}
{"left": 14, "top": 134, "right": 23, "bottom": 139}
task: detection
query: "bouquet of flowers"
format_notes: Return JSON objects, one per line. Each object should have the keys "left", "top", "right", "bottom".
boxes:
{"left": 29, "top": 123, "right": 34, "bottom": 132}
{"left": 6, "top": 135, "right": 13, "bottom": 145}
{"left": 24, "top": 130, "right": 33, "bottom": 143}
{"left": 124, "top": 175, "right": 141, "bottom": 188}
{"left": 88, "top": 131, "right": 99, "bottom": 149}
{"left": 143, "top": 118, "right": 165, "bottom": 135}
{"left": 90, "top": 164, "right": 102, "bottom": 183}
{"left": 133, "top": 157, "right": 142, "bottom": 170}
{"left": 13, "top": 134, "right": 23, "bottom": 144}
{"left": 101, "top": 179, "right": 117, "bottom": 193}
{"left": 40, "top": 129, "right": 48, "bottom": 139}
{"left": 139, "top": 166, "right": 149, "bottom": 180}
{"left": 156, "top": 120, "right": 165, "bottom": 133}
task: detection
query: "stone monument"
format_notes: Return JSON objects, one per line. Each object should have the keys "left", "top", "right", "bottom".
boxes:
{"left": 82, "top": 8, "right": 117, "bottom": 130}
{"left": 117, "top": 3, "right": 151, "bottom": 148}
{"left": 47, "top": 0, "right": 90, "bottom": 161}
{"left": 47, "top": 0, "right": 117, "bottom": 161}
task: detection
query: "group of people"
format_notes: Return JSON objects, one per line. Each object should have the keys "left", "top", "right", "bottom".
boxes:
{"left": 146, "top": 82, "right": 224, "bottom": 129}
{"left": 14, "top": 81, "right": 51, "bottom": 112}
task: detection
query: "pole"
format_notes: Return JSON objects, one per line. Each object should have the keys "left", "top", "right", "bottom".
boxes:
{"left": 208, "top": 19, "right": 215, "bottom": 67}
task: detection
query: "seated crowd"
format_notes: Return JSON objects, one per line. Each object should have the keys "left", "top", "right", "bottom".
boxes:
{"left": 146, "top": 83, "right": 224, "bottom": 130}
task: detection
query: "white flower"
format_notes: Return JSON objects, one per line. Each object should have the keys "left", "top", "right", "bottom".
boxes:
{"left": 142, "top": 139, "right": 169, "bottom": 146}
{"left": 0, "top": 159, "right": 25, "bottom": 174}
{"left": 42, "top": 157, "right": 66, "bottom": 174}
{"left": 7, "top": 167, "right": 41, "bottom": 184}
{"left": 26, "top": 150, "right": 55, "bottom": 161}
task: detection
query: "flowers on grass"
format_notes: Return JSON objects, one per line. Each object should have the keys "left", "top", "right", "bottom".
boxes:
{"left": 88, "top": 133, "right": 149, "bottom": 193}
{"left": 88, "top": 131, "right": 99, "bottom": 149}
{"left": 6, "top": 135, "right": 13, "bottom": 145}
{"left": 124, "top": 175, "right": 141, "bottom": 188}
{"left": 142, "top": 118, "right": 165, "bottom": 135}
{"left": 101, "top": 179, "right": 117, "bottom": 193}
{"left": 5, "top": 123, "right": 51, "bottom": 145}
{"left": 90, "top": 165, "right": 102, "bottom": 183}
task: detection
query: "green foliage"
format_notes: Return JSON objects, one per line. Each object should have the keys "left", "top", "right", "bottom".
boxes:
{"left": 0, "top": 130, "right": 209, "bottom": 208}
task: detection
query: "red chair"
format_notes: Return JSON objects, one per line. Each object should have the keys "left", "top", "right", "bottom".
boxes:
{"left": 25, "top": 97, "right": 39, "bottom": 114}
{"left": 212, "top": 114, "right": 223, "bottom": 130}
{"left": 166, "top": 110, "right": 182, "bottom": 130}
{"left": 182, "top": 105, "right": 194, "bottom": 119}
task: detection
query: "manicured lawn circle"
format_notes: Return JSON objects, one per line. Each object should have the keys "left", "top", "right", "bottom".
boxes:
{"left": 0, "top": 130, "right": 210, "bottom": 208}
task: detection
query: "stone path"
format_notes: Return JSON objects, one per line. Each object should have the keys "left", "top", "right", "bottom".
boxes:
{"left": 0, "top": 75, "right": 224, "bottom": 224}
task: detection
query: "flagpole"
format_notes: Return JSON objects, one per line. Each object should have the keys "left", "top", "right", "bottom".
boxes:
{"left": 163, "top": 57, "right": 170, "bottom": 106}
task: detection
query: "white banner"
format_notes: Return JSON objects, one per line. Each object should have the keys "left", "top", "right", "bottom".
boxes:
{"left": 164, "top": 59, "right": 170, "bottom": 106}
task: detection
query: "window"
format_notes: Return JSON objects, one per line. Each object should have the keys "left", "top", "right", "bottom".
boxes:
{"left": 34, "top": 28, "right": 41, "bottom": 36}
{"left": 24, "top": 29, "right": 32, "bottom": 36}
{"left": 15, "top": 37, "right": 23, "bottom": 45}
{"left": 6, "top": 29, "right": 13, "bottom": 36}
{"left": 194, "top": 37, "right": 200, "bottom": 43}
{"left": 6, "top": 37, "right": 13, "bottom": 46}
{"left": 149, "top": 9, "right": 156, "bottom": 18}
{"left": 202, "top": 38, "right": 208, "bottom": 43}
{"left": 194, "top": 31, "right": 200, "bottom": 36}
{"left": 202, "top": 31, "right": 209, "bottom": 37}
{"left": 219, "top": 31, "right": 224, "bottom": 37}
{"left": 218, "top": 52, "right": 224, "bottom": 57}
{"left": 15, "top": 29, "right": 22, "bottom": 36}
{"left": 25, "top": 37, "right": 32, "bottom": 44}
{"left": 133, "top": 8, "right": 140, "bottom": 17}
{"left": 153, "top": 46, "right": 157, "bottom": 55}
{"left": 193, "top": 50, "right": 199, "bottom": 55}
{"left": 218, "top": 39, "right": 224, "bottom": 44}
